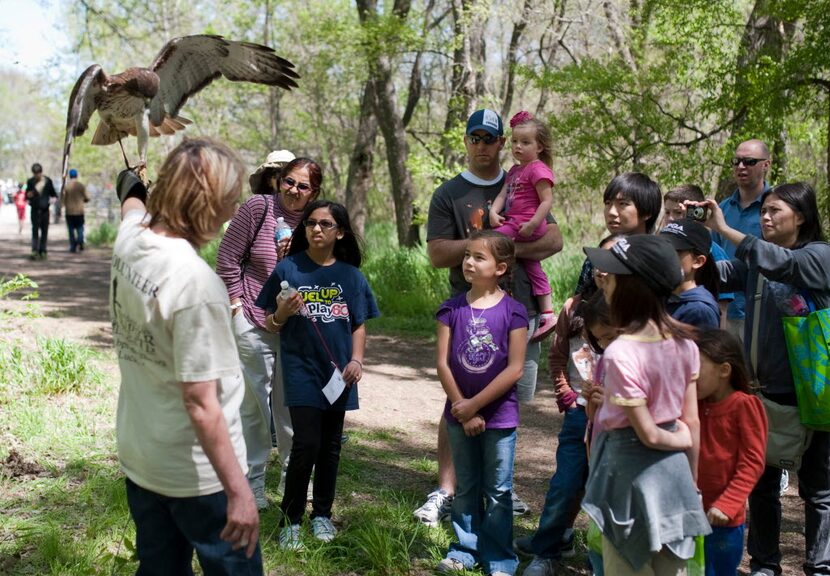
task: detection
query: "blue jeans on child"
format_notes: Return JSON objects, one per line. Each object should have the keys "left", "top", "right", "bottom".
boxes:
{"left": 705, "top": 525, "right": 744, "bottom": 576}
{"left": 446, "top": 423, "right": 518, "bottom": 575}
{"left": 531, "top": 406, "right": 589, "bottom": 558}
{"left": 125, "top": 478, "right": 263, "bottom": 575}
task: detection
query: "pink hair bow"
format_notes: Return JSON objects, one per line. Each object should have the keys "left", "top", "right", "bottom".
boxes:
{"left": 509, "top": 111, "right": 534, "bottom": 127}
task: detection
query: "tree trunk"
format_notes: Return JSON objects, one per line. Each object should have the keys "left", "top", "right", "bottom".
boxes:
{"left": 345, "top": 82, "right": 378, "bottom": 238}
{"left": 442, "top": 0, "right": 486, "bottom": 168}
{"left": 500, "top": 0, "right": 532, "bottom": 119}
{"left": 717, "top": 0, "right": 794, "bottom": 196}
{"left": 535, "top": 0, "right": 568, "bottom": 114}
{"left": 263, "top": 0, "right": 281, "bottom": 149}
{"left": 356, "top": 0, "right": 417, "bottom": 247}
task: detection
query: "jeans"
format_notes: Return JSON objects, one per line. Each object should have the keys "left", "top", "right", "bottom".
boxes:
{"left": 446, "top": 423, "right": 518, "bottom": 575}
{"left": 30, "top": 207, "right": 49, "bottom": 254}
{"left": 705, "top": 525, "right": 744, "bottom": 576}
{"left": 125, "top": 478, "right": 263, "bottom": 576}
{"left": 531, "top": 406, "right": 589, "bottom": 558}
{"left": 280, "top": 406, "right": 345, "bottom": 525}
{"left": 517, "top": 315, "right": 540, "bottom": 403}
{"left": 66, "top": 214, "right": 85, "bottom": 251}
{"left": 232, "top": 313, "right": 292, "bottom": 492}
{"left": 748, "top": 431, "right": 830, "bottom": 575}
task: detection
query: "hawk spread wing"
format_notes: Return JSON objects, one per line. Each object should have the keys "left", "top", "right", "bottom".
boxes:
{"left": 62, "top": 64, "right": 106, "bottom": 183}
{"left": 148, "top": 35, "right": 299, "bottom": 126}
{"left": 60, "top": 35, "right": 299, "bottom": 189}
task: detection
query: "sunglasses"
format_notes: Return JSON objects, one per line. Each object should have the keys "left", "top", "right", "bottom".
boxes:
{"left": 467, "top": 134, "right": 499, "bottom": 145}
{"left": 281, "top": 176, "right": 313, "bottom": 192}
{"left": 731, "top": 157, "right": 766, "bottom": 167}
{"left": 303, "top": 218, "right": 338, "bottom": 230}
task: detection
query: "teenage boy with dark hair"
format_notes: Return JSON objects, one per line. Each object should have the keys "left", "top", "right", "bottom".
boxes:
{"left": 573, "top": 172, "right": 662, "bottom": 298}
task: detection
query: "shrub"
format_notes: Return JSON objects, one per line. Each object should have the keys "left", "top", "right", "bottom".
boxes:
{"left": 86, "top": 222, "right": 118, "bottom": 247}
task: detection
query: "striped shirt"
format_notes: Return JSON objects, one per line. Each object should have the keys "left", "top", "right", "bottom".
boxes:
{"left": 216, "top": 194, "right": 303, "bottom": 329}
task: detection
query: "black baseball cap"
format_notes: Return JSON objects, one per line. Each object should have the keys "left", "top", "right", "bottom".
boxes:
{"left": 659, "top": 219, "right": 711, "bottom": 255}
{"left": 584, "top": 235, "right": 683, "bottom": 297}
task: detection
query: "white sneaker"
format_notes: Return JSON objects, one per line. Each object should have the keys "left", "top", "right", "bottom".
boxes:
{"left": 780, "top": 469, "right": 790, "bottom": 495}
{"left": 512, "top": 491, "right": 531, "bottom": 516}
{"left": 436, "top": 557, "right": 466, "bottom": 573}
{"left": 279, "top": 524, "right": 304, "bottom": 551}
{"left": 413, "top": 488, "right": 453, "bottom": 527}
{"left": 310, "top": 516, "right": 337, "bottom": 542}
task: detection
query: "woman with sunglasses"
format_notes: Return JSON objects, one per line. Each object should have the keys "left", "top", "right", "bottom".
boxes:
{"left": 256, "top": 200, "right": 379, "bottom": 549}
{"left": 216, "top": 156, "right": 323, "bottom": 510}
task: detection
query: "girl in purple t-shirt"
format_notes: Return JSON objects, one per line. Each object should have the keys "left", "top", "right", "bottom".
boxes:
{"left": 489, "top": 111, "right": 556, "bottom": 342}
{"left": 435, "top": 230, "right": 528, "bottom": 576}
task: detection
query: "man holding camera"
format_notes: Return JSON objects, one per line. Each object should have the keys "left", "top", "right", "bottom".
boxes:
{"left": 711, "top": 139, "right": 771, "bottom": 341}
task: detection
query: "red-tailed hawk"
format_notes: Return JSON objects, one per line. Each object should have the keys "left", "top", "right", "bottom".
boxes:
{"left": 62, "top": 34, "right": 299, "bottom": 187}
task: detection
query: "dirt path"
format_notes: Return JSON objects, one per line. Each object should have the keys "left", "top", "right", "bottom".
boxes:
{"left": 0, "top": 204, "right": 806, "bottom": 575}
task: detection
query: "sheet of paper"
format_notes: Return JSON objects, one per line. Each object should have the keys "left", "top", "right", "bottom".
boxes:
{"left": 322, "top": 364, "right": 347, "bottom": 405}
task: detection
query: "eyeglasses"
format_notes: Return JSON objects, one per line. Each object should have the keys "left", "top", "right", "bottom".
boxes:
{"left": 467, "top": 134, "right": 499, "bottom": 145}
{"left": 281, "top": 176, "right": 313, "bottom": 192}
{"left": 303, "top": 218, "right": 337, "bottom": 230}
{"left": 731, "top": 157, "right": 767, "bottom": 167}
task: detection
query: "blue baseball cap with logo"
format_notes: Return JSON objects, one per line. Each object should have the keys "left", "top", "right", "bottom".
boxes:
{"left": 466, "top": 109, "right": 504, "bottom": 137}
{"left": 69, "top": 169, "right": 78, "bottom": 178}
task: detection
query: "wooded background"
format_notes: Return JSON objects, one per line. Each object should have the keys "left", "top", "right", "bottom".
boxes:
{"left": 1, "top": 0, "right": 828, "bottom": 245}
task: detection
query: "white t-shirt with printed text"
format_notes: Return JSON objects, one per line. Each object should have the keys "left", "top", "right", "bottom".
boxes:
{"left": 112, "top": 210, "right": 247, "bottom": 497}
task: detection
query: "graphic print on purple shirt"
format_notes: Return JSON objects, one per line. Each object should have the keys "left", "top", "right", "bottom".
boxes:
{"left": 437, "top": 292, "right": 528, "bottom": 429}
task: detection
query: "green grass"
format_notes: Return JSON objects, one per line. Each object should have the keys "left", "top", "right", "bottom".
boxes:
{"left": 85, "top": 221, "right": 119, "bottom": 247}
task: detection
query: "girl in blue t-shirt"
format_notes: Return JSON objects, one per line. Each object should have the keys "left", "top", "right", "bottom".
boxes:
{"left": 436, "top": 230, "right": 528, "bottom": 576}
{"left": 256, "top": 200, "right": 379, "bottom": 551}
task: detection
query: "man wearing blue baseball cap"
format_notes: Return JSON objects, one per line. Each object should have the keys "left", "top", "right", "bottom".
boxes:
{"left": 415, "top": 108, "right": 563, "bottom": 532}
{"left": 62, "top": 168, "right": 90, "bottom": 253}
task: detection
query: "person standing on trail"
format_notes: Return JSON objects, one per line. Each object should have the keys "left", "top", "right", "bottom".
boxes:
{"left": 25, "top": 163, "right": 57, "bottom": 260}
{"left": 111, "top": 139, "right": 262, "bottom": 574}
{"left": 62, "top": 169, "right": 90, "bottom": 253}
{"left": 416, "top": 108, "right": 563, "bottom": 527}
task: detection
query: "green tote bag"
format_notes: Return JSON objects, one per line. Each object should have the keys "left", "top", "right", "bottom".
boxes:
{"left": 782, "top": 294, "right": 830, "bottom": 431}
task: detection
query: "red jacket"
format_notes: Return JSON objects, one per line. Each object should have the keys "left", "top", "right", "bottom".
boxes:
{"left": 698, "top": 391, "right": 768, "bottom": 526}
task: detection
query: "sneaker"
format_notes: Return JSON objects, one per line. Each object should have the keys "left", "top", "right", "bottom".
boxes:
{"left": 414, "top": 488, "right": 453, "bottom": 527}
{"left": 436, "top": 557, "right": 466, "bottom": 573}
{"left": 279, "top": 524, "right": 304, "bottom": 551}
{"left": 29, "top": 251, "right": 38, "bottom": 260}
{"left": 530, "top": 313, "right": 557, "bottom": 343}
{"left": 310, "top": 516, "right": 337, "bottom": 542}
{"left": 780, "top": 469, "right": 789, "bottom": 495}
{"left": 512, "top": 491, "right": 531, "bottom": 516}
{"left": 252, "top": 483, "right": 268, "bottom": 510}
{"left": 522, "top": 556, "right": 556, "bottom": 576}
{"left": 514, "top": 529, "right": 574, "bottom": 559}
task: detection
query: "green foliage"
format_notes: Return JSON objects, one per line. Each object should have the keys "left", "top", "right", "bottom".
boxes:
{"left": 0, "top": 274, "right": 38, "bottom": 300}
{"left": 85, "top": 221, "right": 119, "bottom": 247}
{"left": 0, "top": 337, "right": 104, "bottom": 399}
{"left": 200, "top": 233, "right": 224, "bottom": 270}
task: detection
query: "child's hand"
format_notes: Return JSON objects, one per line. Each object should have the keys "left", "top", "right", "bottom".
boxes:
{"left": 463, "top": 415, "right": 485, "bottom": 437}
{"left": 706, "top": 507, "right": 729, "bottom": 527}
{"left": 673, "top": 419, "right": 693, "bottom": 450}
{"left": 489, "top": 210, "right": 505, "bottom": 228}
{"left": 342, "top": 359, "right": 362, "bottom": 386}
{"left": 518, "top": 221, "right": 536, "bottom": 237}
{"left": 451, "top": 398, "right": 478, "bottom": 423}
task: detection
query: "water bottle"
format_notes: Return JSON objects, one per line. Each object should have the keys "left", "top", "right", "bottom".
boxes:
{"left": 274, "top": 217, "right": 292, "bottom": 245}
{"left": 277, "top": 280, "right": 297, "bottom": 303}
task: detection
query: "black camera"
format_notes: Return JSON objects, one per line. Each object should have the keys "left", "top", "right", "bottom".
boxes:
{"left": 686, "top": 205, "right": 708, "bottom": 222}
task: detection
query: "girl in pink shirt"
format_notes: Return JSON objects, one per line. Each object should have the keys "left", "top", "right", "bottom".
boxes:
{"left": 489, "top": 111, "right": 556, "bottom": 342}
{"left": 581, "top": 234, "right": 710, "bottom": 575}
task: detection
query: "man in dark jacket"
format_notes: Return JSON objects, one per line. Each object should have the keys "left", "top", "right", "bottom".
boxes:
{"left": 25, "top": 163, "right": 57, "bottom": 260}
